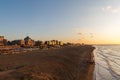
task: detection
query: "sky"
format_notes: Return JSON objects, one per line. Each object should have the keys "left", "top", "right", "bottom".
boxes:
{"left": 0, "top": 0, "right": 120, "bottom": 44}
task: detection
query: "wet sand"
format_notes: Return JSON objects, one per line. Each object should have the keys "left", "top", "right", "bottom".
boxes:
{"left": 0, "top": 45, "right": 95, "bottom": 80}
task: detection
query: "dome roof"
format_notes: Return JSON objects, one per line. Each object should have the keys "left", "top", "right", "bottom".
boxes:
{"left": 24, "top": 36, "right": 32, "bottom": 41}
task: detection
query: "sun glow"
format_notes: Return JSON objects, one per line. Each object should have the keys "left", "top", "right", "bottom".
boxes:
{"left": 74, "top": 26, "right": 120, "bottom": 44}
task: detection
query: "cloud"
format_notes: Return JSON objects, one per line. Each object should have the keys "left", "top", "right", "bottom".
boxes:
{"left": 77, "top": 33, "right": 82, "bottom": 35}
{"left": 89, "top": 33, "right": 94, "bottom": 38}
{"left": 102, "top": 6, "right": 120, "bottom": 13}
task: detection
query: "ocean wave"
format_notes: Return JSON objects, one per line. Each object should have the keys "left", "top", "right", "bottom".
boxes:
{"left": 94, "top": 45, "right": 120, "bottom": 80}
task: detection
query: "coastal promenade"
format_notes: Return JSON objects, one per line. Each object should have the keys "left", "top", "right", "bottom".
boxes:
{"left": 0, "top": 45, "right": 95, "bottom": 80}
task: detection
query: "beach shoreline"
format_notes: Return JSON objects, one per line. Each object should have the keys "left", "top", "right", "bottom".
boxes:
{"left": 0, "top": 45, "right": 95, "bottom": 80}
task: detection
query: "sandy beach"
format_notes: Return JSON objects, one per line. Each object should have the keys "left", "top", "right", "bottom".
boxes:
{"left": 0, "top": 45, "right": 95, "bottom": 80}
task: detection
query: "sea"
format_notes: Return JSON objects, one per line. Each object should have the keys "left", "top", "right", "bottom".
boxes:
{"left": 94, "top": 45, "right": 120, "bottom": 80}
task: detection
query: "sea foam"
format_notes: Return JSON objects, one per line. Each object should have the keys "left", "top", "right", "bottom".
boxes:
{"left": 94, "top": 45, "right": 120, "bottom": 80}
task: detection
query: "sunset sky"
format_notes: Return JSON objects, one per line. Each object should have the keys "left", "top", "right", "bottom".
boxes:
{"left": 0, "top": 0, "right": 120, "bottom": 44}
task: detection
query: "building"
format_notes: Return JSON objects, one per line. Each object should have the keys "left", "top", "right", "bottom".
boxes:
{"left": 12, "top": 39, "right": 25, "bottom": 46}
{"left": 50, "top": 40, "right": 57, "bottom": 46}
{"left": 35, "top": 41, "right": 44, "bottom": 46}
{"left": 35, "top": 41, "right": 46, "bottom": 49}
{"left": 44, "top": 40, "right": 64, "bottom": 47}
{"left": 44, "top": 41, "right": 50, "bottom": 45}
{"left": 50, "top": 40, "right": 64, "bottom": 46}
{"left": 24, "top": 36, "right": 35, "bottom": 46}
{"left": 0, "top": 36, "right": 4, "bottom": 46}
{"left": 59, "top": 41, "right": 64, "bottom": 46}
{"left": 3, "top": 39, "right": 7, "bottom": 45}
